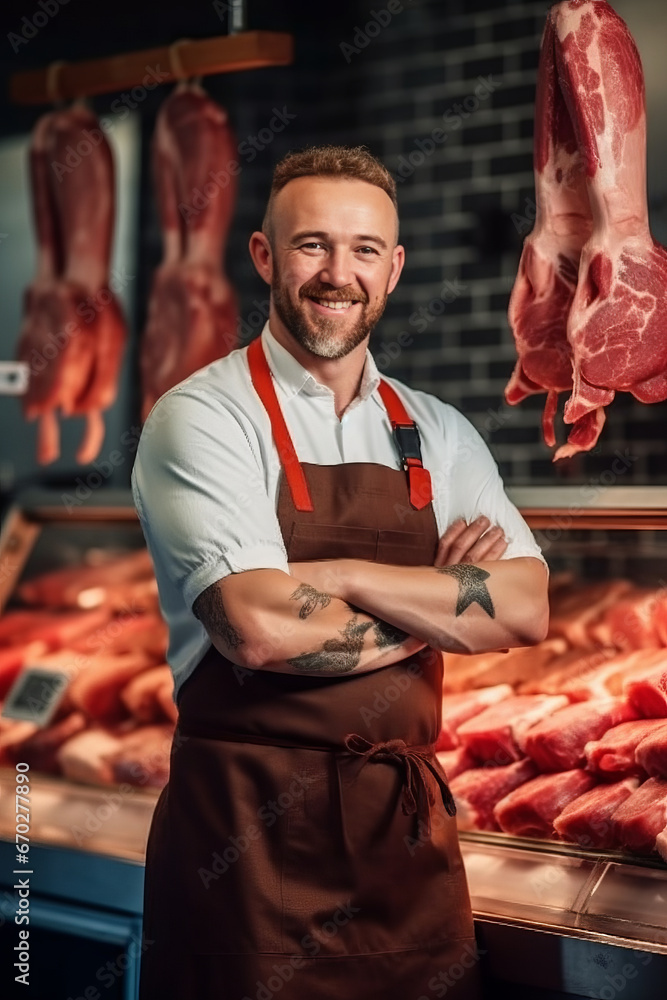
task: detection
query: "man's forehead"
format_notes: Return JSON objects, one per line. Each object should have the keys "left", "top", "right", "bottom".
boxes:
{"left": 273, "top": 176, "right": 398, "bottom": 240}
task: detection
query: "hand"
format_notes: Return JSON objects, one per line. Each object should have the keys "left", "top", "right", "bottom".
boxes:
{"left": 434, "top": 516, "right": 508, "bottom": 567}
{"left": 287, "top": 559, "right": 350, "bottom": 602}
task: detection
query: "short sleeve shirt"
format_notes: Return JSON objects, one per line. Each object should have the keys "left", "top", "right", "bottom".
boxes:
{"left": 131, "top": 321, "right": 546, "bottom": 697}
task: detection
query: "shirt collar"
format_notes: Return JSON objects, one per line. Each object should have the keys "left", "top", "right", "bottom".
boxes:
{"left": 260, "top": 321, "right": 384, "bottom": 408}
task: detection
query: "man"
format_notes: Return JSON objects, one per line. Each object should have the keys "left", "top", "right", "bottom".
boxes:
{"left": 133, "top": 145, "right": 549, "bottom": 1000}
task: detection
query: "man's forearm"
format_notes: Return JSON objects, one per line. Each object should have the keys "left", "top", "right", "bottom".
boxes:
{"left": 193, "top": 569, "right": 427, "bottom": 676}
{"left": 311, "top": 557, "right": 549, "bottom": 654}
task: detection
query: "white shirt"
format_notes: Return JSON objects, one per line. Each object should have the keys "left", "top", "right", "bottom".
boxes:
{"left": 131, "top": 321, "right": 546, "bottom": 697}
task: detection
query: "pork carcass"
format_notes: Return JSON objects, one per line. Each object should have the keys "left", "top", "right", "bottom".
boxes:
{"left": 457, "top": 695, "right": 568, "bottom": 765}
{"left": 141, "top": 82, "right": 238, "bottom": 419}
{"left": 634, "top": 722, "right": 667, "bottom": 778}
{"left": 523, "top": 698, "right": 638, "bottom": 772}
{"left": 505, "top": 8, "right": 593, "bottom": 450}
{"left": 612, "top": 777, "right": 667, "bottom": 853}
{"left": 584, "top": 719, "right": 667, "bottom": 777}
{"left": 494, "top": 769, "right": 596, "bottom": 839}
{"left": 437, "top": 684, "right": 513, "bottom": 751}
{"left": 450, "top": 759, "right": 538, "bottom": 831}
{"left": 553, "top": 777, "right": 639, "bottom": 848}
{"left": 16, "top": 103, "right": 127, "bottom": 464}
{"left": 553, "top": 1, "right": 667, "bottom": 456}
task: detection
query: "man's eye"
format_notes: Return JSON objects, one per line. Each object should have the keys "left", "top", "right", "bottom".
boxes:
{"left": 357, "top": 246, "right": 378, "bottom": 255}
{"left": 301, "top": 242, "right": 325, "bottom": 250}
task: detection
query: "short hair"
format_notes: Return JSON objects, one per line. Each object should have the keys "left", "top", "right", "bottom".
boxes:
{"left": 262, "top": 144, "right": 398, "bottom": 244}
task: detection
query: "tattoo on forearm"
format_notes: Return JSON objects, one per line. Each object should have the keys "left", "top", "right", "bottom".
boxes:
{"left": 372, "top": 617, "right": 410, "bottom": 649}
{"left": 289, "top": 583, "right": 332, "bottom": 619}
{"left": 192, "top": 584, "right": 244, "bottom": 649}
{"left": 436, "top": 564, "right": 495, "bottom": 619}
{"left": 287, "top": 615, "right": 373, "bottom": 673}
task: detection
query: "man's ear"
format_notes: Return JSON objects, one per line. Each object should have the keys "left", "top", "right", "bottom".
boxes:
{"left": 387, "top": 244, "right": 405, "bottom": 295}
{"left": 249, "top": 231, "right": 273, "bottom": 285}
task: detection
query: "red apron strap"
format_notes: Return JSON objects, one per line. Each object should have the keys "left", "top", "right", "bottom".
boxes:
{"left": 377, "top": 380, "right": 433, "bottom": 511}
{"left": 247, "top": 336, "right": 314, "bottom": 512}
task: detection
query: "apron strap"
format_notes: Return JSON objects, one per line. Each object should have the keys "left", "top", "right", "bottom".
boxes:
{"left": 377, "top": 380, "right": 433, "bottom": 511}
{"left": 247, "top": 335, "right": 314, "bottom": 512}
{"left": 247, "top": 335, "right": 433, "bottom": 513}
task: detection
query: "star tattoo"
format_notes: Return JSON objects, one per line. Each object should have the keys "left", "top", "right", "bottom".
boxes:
{"left": 436, "top": 564, "right": 495, "bottom": 619}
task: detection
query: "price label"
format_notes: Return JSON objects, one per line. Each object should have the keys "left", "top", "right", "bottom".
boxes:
{"left": 1, "top": 666, "right": 70, "bottom": 727}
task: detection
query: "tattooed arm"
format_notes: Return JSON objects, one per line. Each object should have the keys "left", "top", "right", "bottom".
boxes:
{"left": 287, "top": 557, "right": 549, "bottom": 655}
{"left": 192, "top": 570, "right": 427, "bottom": 676}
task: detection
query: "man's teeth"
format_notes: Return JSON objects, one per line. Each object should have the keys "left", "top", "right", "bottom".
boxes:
{"left": 313, "top": 298, "right": 355, "bottom": 310}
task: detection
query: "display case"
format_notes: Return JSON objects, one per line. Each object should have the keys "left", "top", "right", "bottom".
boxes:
{"left": 1, "top": 487, "right": 667, "bottom": 999}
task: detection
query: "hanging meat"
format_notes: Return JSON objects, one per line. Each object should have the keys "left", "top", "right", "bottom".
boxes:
{"left": 16, "top": 103, "right": 127, "bottom": 464}
{"left": 141, "top": 82, "right": 238, "bottom": 420}
{"left": 505, "top": 0, "right": 667, "bottom": 459}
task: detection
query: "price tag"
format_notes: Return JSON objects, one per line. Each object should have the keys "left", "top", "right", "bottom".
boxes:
{"left": 1, "top": 666, "right": 70, "bottom": 727}
{"left": 0, "top": 362, "right": 29, "bottom": 396}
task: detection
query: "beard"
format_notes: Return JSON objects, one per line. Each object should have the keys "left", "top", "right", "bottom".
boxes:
{"left": 271, "top": 265, "right": 389, "bottom": 360}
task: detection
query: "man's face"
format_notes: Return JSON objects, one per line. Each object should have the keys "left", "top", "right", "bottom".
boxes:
{"left": 266, "top": 176, "right": 403, "bottom": 360}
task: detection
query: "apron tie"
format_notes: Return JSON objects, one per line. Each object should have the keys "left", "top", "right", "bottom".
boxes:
{"left": 342, "top": 733, "right": 457, "bottom": 838}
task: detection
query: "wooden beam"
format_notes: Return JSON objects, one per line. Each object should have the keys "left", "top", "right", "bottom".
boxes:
{"left": 10, "top": 31, "right": 294, "bottom": 106}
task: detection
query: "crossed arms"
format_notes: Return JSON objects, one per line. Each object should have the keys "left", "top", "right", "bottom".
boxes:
{"left": 192, "top": 516, "right": 549, "bottom": 678}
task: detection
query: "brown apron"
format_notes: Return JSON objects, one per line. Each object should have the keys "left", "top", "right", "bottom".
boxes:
{"left": 138, "top": 345, "right": 482, "bottom": 999}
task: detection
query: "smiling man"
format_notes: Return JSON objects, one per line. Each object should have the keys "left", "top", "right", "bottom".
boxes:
{"left": 133, "top": 145, "right": 549, "bottom": 1000}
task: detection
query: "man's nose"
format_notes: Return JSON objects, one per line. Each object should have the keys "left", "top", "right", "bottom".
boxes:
{"left": 318, "top": 249, "right": 355, "bottom": 288}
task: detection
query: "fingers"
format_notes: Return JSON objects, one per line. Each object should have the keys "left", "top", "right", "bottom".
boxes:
{"left": 435, "top": 516, "right": 508, "bottom": 567}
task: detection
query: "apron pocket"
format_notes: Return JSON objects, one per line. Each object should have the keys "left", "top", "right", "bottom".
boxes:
{"left": 377, "top": 529, "right": 434, "bottom": 566}
{"left": 287, "top": 522, "right": 378, "bottom": 562}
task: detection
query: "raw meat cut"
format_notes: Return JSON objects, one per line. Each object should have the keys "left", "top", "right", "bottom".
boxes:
{"left": 16, "top": 103, "right": 127, "bottom": 464}
{"left": 625, "top": 664, "right": 667, "bottom": 718}
{"left": 505, "top": 9, "right": 593, "bottom": 449}
{"left": 437, "top": 684, "right": 513, "bottom": 750}
{"left": 634, "top": 722, "right": 667, "bottom": 778}
{"left": 121, "top": 664, "right": 175, "bottom": 723}
{"left": 18, "top": 548, "right": 154, "bottom": 608}
{"left": 494, "top": 769, "right": 596, "bottom": 839}
{"left": 589, "top": 588, "right": 663, "bottom": 650}
{"left": 66, "top": 649, "right": 156, "bottom": 722}
{"left": 549, "top": 648, "right": 664, "bottom": 702}
{"left": 56, "top": 726, "right": 126, "bottom": 785}
{"left": 547, "top": 578, "right": 634, "bottom": 646}
{"left": 612, "top": 777, "right": 667, "bottom": 853}
{"left": 584, "top": 719, "right": 667, "bottom": 776}
{"left": 104, "top": 723, "right": 174, "bottom": 789}
{"left": 141, "top": 82, "right": 238, "bottom": 419}
{"left": 457, "top": 694, "right": 568, "bottom": 765}
{"left": 657, "top": 825, "right": 667, "bottom": 863}
{"left": 522, "top": 697, "right": 637, "bottom": 772}
{"left": 72, "top": 613, "right": 168, "bottom": 660}
{"left": 518, "top": 645, "right": 618, "bottom": 696}
{"left": 435, "top": 746, "right": 477, "bottom": 781}
{"left": 553, "top": 777, "right": 639, "bottom": 848}
{"left": 553, "top": 1, "right": 667, "bottom": 456}
{"left": 443, "top": 640, "right": 566, "bottom": 693}
{"left": 450, "top": 759, "right": 538, "bottom": 831}
{"left": 3, "top": 607, "right": 112, "bottom": 653}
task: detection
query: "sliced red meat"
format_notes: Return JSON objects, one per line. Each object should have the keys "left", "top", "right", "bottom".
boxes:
{"left": 443, "top": 641, "right": 565, "bottom": 693}
{"left": 518, "top": 645, "right": 619, "bottom": 696}
{"left": 523, "top": 697, "right": 638, "bottom": 772}
{"left": 437, "top": 684, "right": 513, "bottom": 751}
{"left": 554, "top": 648, "right": 664, "bottom": 702}
{"left": 121, "top": 665, "right": 175, "bottom": 724}
{"left": 66, "top": 650, "right": 156, "bottom": 723}
{"left": 584, "top": 719, "right": 667, "bottom": 777}
{"left": 4, "top": 711, "right": 88, "bottom": 775}
{"left": 589, "top": 588, "right": 663, "bottom": 650}
{"left": 547, "top": 578, "right": 635, "bottom": 646}
{"left": 625, "top": 664, "right": 667, "bottom": 718}
{"left": 450, "top": 759, "right": 539, "bottom": 831}
{"left": 8, "top": 607, "right": 112, "bottom": 651}
{"left": 553, "top": 777, "right": 639, "bottom": 848}
{"left": 457, "top": 695, "right": 568, "bottom": 765}
{"left": 56, "top": 726, "right": 126, "bottom": 785}
{"left": 634, "top": 722, "right": 667, "bottom": 778}
{"left": 494, "top": 769, "right": 596, "bottom": 839}
{"left": 435, "top": 746, "right": 476, "bottom": 781}
{"left": 18, "top": 549, "right": 153, "bottom": 608}
{"left": 612, "top": 777, "right": 667, "bottom": 853}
